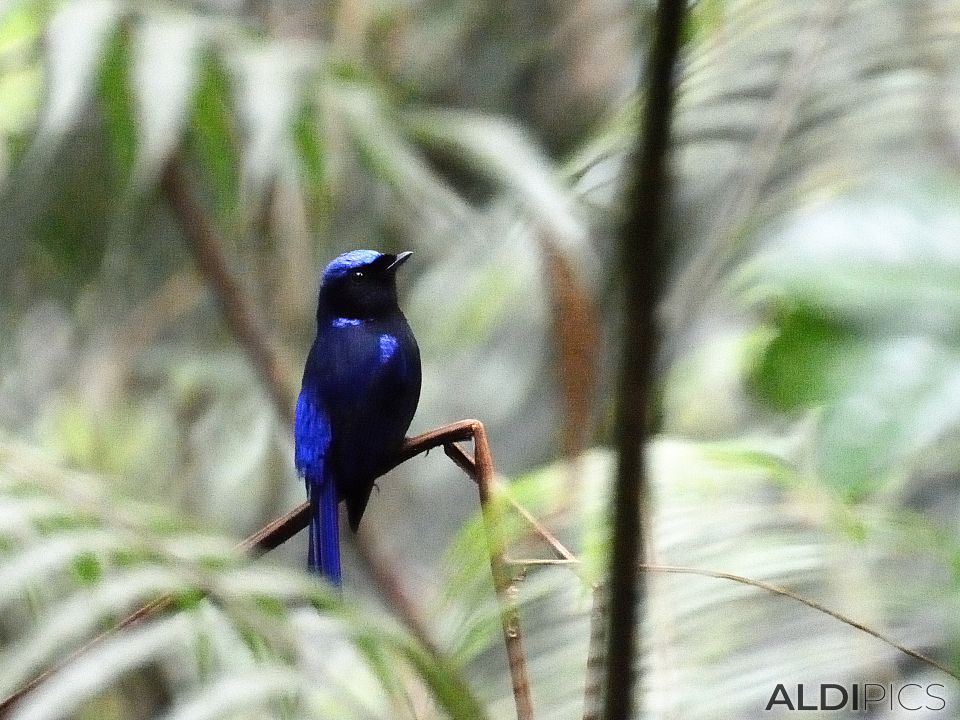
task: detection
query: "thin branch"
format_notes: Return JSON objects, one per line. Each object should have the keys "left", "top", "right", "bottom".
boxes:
{"left": 0, "top": 594, "right": 177, "bottom": 716}
{"left": 506, "top": 491, "right": 577, "bottom": 562}
{"left": 231, "top": 498, "right": 960, "bottom": 687}
{"left": 604, "top": 1, "right": 686, "bottom": 719}
{"left": 505, "top": 558, "right": 579, "bottom": 567}
{"left": 9, "top": 422, "right": 958, "bottom": 720}
{"left": 445, "top": 426, "right": 535, "bottom": 720}
{"left": 161, "top": 159, "right": 294, "bottom": 423}
{"left": 442, "top": 443, "right": 576, "bottom": 562}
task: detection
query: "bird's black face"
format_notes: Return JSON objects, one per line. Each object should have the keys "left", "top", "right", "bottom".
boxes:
{"left": 320, "top": 252, "right": 412, "bottom": 320}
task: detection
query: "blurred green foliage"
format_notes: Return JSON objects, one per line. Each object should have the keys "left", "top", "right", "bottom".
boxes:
{"left": 1, "top": 0, "right": 960, "bottom": 718}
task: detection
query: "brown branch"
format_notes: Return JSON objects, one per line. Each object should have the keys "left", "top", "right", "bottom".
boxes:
{"left": 471, "top": 422, "right": 536, "bottom": 720}
{"left": 445, "top": 426, "right": 535, "bottom": 720}
{"left": 161, "top": 159, "right": 295, "bottom": 424}
{"left": 604, "top": 1, "right": 686, "bottom": 719}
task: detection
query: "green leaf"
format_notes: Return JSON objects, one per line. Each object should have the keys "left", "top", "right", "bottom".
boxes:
{"left": 0, "top": 440, "right": 491, "bottom": 718}
{"left": 33, "top": 512, "right": 99, "bottom": 533}
{"left": 292, "top": 101, "right": 330, "bottom": 219}
{"left": 404, "top": 107, "right": 588, "bottom": 257}
{"left": 71, "top": 552, "right": 103, "bottom": 585}
{"left": 188, "top": 52, "right": 239, "bottom": 215}
{"left": 744, "top": 187, "right": 960, "bottom": 494}
{"left": 0, "top": 3, "right": 44, "bottom": 143}
{"left": 0, "top": 2, "right": 44, "bottom": 56}
{"left": 253, "top": 594, "right": 287, "bottom": 618}
{"left": 749, "top": 306, "right": 865, "bottom": 411}
{"left": 172, "top": 587, "right": 206, "bottom": 610}
{"left": 0, "top": 67, "right": 41, "bottom": 138}
{"left": 682, "top": 0, "right": 725, "bottom": 46}
{"left": 98, "top": 23, "right": 137, "bottom": 182}
{"left": 817, "top": 338, "right": 960, "bottom": 497}
{"left": 36, "top": 1, "right": 120, "bottom": 141}
{"left": 389, "top": 633, "right": 488, "bottom": 720}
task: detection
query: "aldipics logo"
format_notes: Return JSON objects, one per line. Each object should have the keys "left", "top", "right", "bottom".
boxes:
{"left": 764, "top": 683, "right": 947, "bottom": 712}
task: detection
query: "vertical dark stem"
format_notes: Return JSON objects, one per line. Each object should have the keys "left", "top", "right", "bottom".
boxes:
{"left": 602, "top": 2, "right": 686, "bottom": 720}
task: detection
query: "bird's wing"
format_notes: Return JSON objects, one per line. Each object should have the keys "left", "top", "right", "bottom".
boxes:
{"left": 294, "top": 388, "right": 331, "bottom": 483}
{"left": 295, "top": 389, "right": 342, "bottom": 581}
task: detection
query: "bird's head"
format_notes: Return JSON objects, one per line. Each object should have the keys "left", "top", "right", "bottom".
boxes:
{"left": 318, "top": 249, "right": 413, "bottom": 319}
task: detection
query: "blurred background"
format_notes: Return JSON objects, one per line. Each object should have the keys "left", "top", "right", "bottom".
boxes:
{"left": 1, "top": 0, "right": 960, "bottom": 718}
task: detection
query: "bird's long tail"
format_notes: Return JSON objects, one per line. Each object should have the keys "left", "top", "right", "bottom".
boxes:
{"left": 308, "top": 477, "right": 342, "bottom": 585}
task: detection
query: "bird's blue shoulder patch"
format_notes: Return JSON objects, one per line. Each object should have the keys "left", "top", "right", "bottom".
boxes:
{"left": 379, "top": 333, "right": 398, "bottom": 363}
{"left": 323, "top": 250, "right": 382, "bottom": 281}
{"left": 294, "top": 390, "right": 331, "bottom": 479}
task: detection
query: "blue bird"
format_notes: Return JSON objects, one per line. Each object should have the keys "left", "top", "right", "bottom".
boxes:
{"left": 295, "top": 250, "right": 421, "bottom": 585}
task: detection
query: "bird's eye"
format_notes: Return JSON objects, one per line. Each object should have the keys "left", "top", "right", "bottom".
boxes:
{"left": 352, "top": 270, "right": 364, "bottom": 280}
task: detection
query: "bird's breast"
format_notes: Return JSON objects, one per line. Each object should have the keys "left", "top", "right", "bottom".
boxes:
{"left": 311, "top": 316, "right": 416, "bottom": 392}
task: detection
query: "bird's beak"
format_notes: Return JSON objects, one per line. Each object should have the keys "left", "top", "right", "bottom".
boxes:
{"left": 386, "top": 251, "right": 413, "bottom": 272}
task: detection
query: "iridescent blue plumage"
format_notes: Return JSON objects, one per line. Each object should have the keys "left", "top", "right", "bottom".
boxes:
{"left": 295, "top": 250, "right": 421, "bottom": 585}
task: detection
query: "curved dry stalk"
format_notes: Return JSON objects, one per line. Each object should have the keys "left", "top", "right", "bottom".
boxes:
{"left": 505, "top": 555, "right": 960, "bottom": 698}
